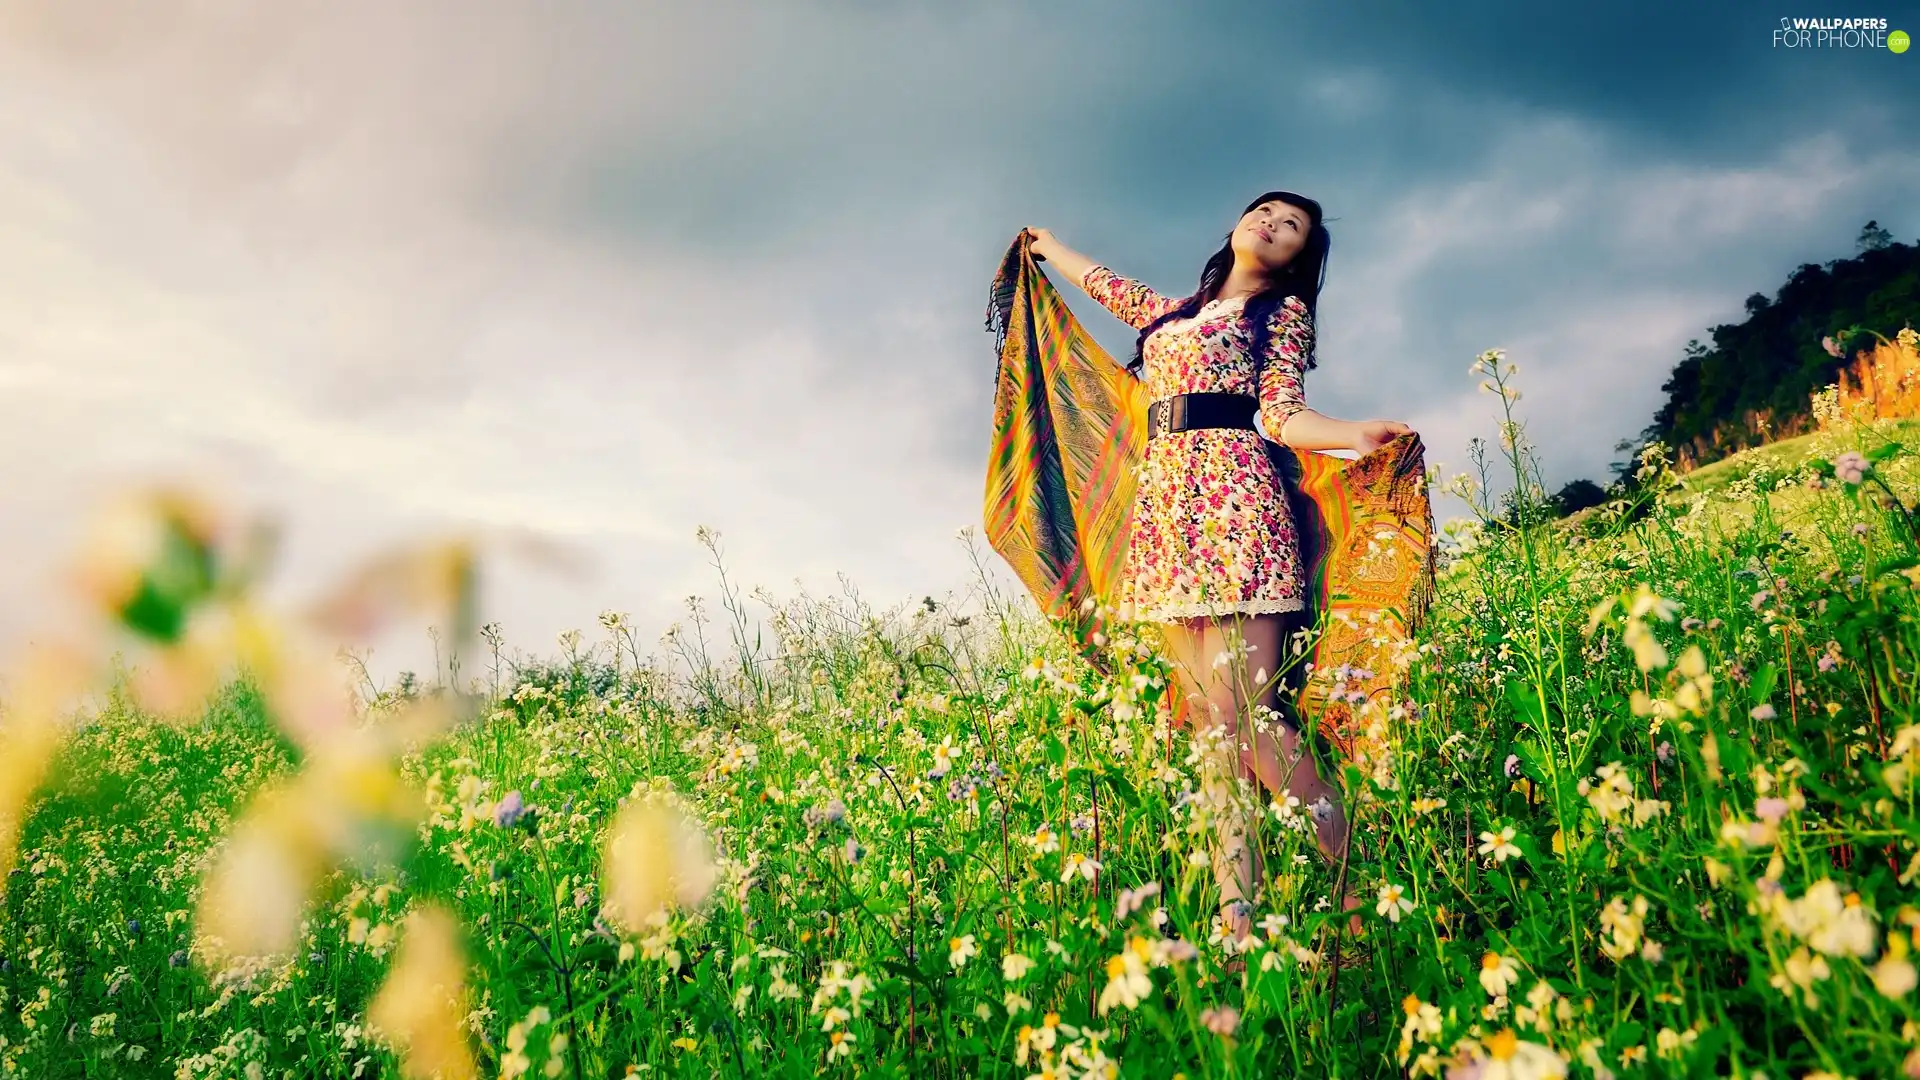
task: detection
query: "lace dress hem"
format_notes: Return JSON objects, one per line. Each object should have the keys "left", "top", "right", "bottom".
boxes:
{"left": 1128, "top": 596, "right": 1305, "bottom": 623}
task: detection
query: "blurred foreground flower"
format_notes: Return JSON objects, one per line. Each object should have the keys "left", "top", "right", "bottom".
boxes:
{"left": 195, "top": 717, "right": 437, "bottom": 968}
{"left": 367, "top": 905, "right": 479, "bottom": 1080}
{"left": 43, "top": 485, "right": 496, "bottom": 973}
{"left": 1585, "top": 583, "right": 1680, "bottom": 673}
{"left": 0, "top": 641, "right": 97, "bottom": 895}
{"left": 193, "top": 785, "right": 329, "bottom": 963}
{"left": 601, "top": 792, "right": 718, "bottom": 935}
{"left": 58, "top": 483, "right": 490, "bottom": 741}
{"left": 1446, "top": 1028, "right": 1567, "bottom": 1079}
{"left": 65, "top": 487, "right": 240, "bottom": 643}
{"left": 1762, "top": 879, "right": 1878, "bottom": 959}
{"left": 302, "top": 541, "right": 478, "bottom": 650}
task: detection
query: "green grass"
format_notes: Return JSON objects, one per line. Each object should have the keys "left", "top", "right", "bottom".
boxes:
{"left": 1675, "top": 418, "right": 1920, "bottom": 498}
{"left": 6, "top": 380, "right": 1920, "bottom": 1078}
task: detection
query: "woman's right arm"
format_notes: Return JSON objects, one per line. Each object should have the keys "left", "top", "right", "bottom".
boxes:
{"left": 1026, "top": 229, "right": 1181, "bottom": 330}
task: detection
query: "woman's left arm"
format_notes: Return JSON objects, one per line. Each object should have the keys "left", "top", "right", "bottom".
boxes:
{"left": 1261, "top": 300, "right": 1411, "bottom": 453}
{"left": 1260, "top": 299, "right": 1351, "bottom": 451}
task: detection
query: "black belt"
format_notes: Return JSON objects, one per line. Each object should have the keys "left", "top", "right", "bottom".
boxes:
{"left": 1146, "top": 392, "right": 1257, "bottom": 440}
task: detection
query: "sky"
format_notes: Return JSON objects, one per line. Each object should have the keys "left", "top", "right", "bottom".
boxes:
{"left": 1, "top": 0, "right": 1916, "bottom": 693}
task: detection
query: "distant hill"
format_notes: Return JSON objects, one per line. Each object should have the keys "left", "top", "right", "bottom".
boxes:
{"left": 1538, "top": 220, "right": 1919, "bottom": 520}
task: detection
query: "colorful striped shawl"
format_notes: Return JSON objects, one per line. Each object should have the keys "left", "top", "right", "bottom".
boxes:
{"left": 982, "top": 232, "right": 1438, "bottom": 757}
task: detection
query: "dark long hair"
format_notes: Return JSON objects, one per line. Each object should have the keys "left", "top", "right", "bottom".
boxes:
{"left": 1126, "top": 191, "right": 1330, "bottom": 384}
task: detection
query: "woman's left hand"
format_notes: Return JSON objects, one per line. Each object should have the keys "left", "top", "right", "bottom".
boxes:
{"left": 1351, "top": 420, "right": 1415, "bottom": 455}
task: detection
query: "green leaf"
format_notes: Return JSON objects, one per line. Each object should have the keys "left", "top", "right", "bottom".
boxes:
{"left": 1045, "top": 735, "right": 1067, "bottom": 767}
{"left": 879, "top": 958, "right": 939, "bottom": 995}
{"left": 1484, "top": 870, "right": 1516, "bottom": 902}
{"left": 1751, "top": 662, "right": 1778, "bottom": 705}
{"left": 1101, "top": 772, "right": 1140, "bottom": 808}
{"left": 1511, "top": 739, "right": 1547, "bottom": 780}
{"left": 1875, "top": 555, "right": 1920, "bottom": 577}
{"left": 1505, "top": 679, "right": 1546, "bottom": 731}
{"left": 1866, "top": 442, "right": 1902, "bottom": 463}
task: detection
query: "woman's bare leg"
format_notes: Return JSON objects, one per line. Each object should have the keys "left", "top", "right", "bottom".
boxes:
{"left": 1158, "top": 619, "right": 1258, "bottom": 943}
{"left": 1231, "top": 612, "right": 1364, "bottom": 935}
{"left": 1196, "top": 619, "right": 1261, "bottom": 946}
{"left": 1164, "top": 612, "right": 1362, "bottom": 943}
{"left": 1229, "top": 614, "right": 1350, "bottom": 860}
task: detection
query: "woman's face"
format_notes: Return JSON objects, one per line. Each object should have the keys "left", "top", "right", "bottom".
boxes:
{"left": 1231, "top": 199, "right": 1310, "bottom": 274}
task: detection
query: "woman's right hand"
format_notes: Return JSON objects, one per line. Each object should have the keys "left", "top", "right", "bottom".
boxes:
{"left": 1022, "top": 227, "right": 1058, "bottom": 260}
{"left": 1350, "top": 419, "right": 1416, "bottom": 456}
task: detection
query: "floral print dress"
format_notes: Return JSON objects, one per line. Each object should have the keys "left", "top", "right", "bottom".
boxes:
{"left": 1080, "top": 263, "right": 1314, "bottom": 624}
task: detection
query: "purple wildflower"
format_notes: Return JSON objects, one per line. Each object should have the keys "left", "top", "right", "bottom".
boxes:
{"left": 803, "top": 798, "right": 848, "bottom": 829}
{"left": 1832, "top": 451, "right": 1869, "bottom": 486}
{"left": 1115, "top": 882, "right": 1162, "bottom": 922}
{"left": 494, "top": 791, "right": 527, "bottom": 829}
{"left": 1200, "top": 1005, "right": 1241, "bottom": 1037}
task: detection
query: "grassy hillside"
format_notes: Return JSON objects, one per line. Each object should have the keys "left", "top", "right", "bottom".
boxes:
{"left": 5, "top": 377, "right": 1920, "bottom": 1078}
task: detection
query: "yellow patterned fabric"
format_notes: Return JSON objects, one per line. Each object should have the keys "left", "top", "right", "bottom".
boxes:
{"left": 984, "top": 232, "right": 1437, "bottom": 757}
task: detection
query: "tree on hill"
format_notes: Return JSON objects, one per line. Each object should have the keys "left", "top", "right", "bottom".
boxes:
{"left": 1551, "top": 478, "right": 1609, "bottom": 516}
{"left": 1606, "top": 223, "right": 1920, "bottom": 489}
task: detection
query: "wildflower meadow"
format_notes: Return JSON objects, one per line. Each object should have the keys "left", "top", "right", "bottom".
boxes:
{"left": 5, "top": 331, "right": 1920, "bottom": 1078}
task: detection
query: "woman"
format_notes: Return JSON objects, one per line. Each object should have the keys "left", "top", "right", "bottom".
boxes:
{"left": 1021, "top": 192, "right": 1414, "bottom": 949}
